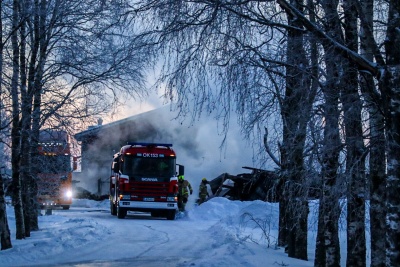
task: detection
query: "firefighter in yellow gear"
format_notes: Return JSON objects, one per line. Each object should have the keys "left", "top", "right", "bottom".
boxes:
{"left": 198, "top": 177, "right": 209, "bottom": 205}
{"left": 177, "top": 175, "right": 192, "bottom": 211}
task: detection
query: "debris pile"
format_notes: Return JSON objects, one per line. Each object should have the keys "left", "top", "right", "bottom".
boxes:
{"left": 208, "top": 166, "right": 280, "bottom": 202}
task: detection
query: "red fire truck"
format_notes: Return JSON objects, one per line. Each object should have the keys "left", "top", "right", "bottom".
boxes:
{"left": 37, "top": 130, "right": 73, "bottom": 210}
{"left": 109, "top": 142, "right": 184, "bottom": 220}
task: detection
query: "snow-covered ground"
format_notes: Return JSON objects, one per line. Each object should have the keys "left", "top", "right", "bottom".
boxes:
{"left": 1, "top": 197, "right": 351, "bottom": 267}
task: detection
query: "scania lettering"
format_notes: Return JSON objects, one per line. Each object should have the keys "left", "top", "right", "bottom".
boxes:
{"left": 142, "top": 178, "right": 158, "bottom": 182}
{"left": 109, "top": 142, "right": 184, "bottom": 220}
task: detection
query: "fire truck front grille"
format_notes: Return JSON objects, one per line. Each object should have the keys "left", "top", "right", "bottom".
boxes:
{"left": 130, "top": 181, "right": 169, "bottom": 196}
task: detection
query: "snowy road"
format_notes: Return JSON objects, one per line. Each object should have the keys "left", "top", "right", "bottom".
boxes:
{"left": 2, "top": 198, "right": 315, "bottom": 267}
{"left": 32, "top": 208, "right": 214, "bottom": 266}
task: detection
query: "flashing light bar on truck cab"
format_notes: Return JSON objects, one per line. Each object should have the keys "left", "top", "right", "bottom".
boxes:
{"left": 127, "top": 142, "right": 173, "bottom": 148}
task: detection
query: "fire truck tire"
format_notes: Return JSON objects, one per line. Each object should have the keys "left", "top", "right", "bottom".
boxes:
{"left": 117, "top": 206, "right": 127, "bottom": 219}
{"left": 62, "top": 205, "right": 70, "bottom": 210}
{"left": 110, "top": 202, "right": 117, "bottom": 216}
{"left": 166, "top": 210, "right": 176, "bottom": 220}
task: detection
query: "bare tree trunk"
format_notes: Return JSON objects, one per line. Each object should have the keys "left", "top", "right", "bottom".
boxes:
{"left": 384, "top": 65, "right": 400, "bottom": 267}
{"left": 359, "top": 1, "right": 387, "bottom": 266}
{"left": 383, "top": 2, "right": 400, "bottom": 265}
{"left": 30, "top": 59, "right": 46, "bottom": 233}
{"left": 314, "top": 48, "right": 342, "bottom": 267}
{"left": 315, "top": 87, "right": 341, "bottom": 267}
{"left": 25, "top": 0, "right": 44, "bottom": 232}
{"left": 343, "top": 77, "right": 367, "bottom": 267}
{"left": 18, "top": 0, "right": 34, "bottom": 237}
{"left": 11, "top": 0, "right": 25, "bottom": 240}
{"left": 342, "top": 1, "right": 366, "bottom": 266}
{"left": 314, "top": 1, "right": 343, "bottom": 266}
{"left": 0, "top": 0, "right": 12, "bottom": 250}
{"left": 33, "top": 0, "right": 52, "bottom": 228}
{"left": 366, "top": 83, "right": 386, "bottom": 267}
{"left": 0, "top": 171, "right": 12, "bottom": 250}
{"left": 383, "top": 67, "right": 400, "bottom": 266}
{"left": 280, "top": 0, "right": 315, "bottom": 260}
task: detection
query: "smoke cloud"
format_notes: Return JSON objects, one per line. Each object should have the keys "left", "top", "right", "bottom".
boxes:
{"left": 73, "top": 105, "right": 259, "bottom": 208}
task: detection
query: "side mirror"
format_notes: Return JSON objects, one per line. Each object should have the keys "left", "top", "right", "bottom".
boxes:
{"left": 178, "top": 164, "right": 184, "bottom": 176}
{"left": 72, "top": 156, "right": 78, "bottom": 171}
{"left": 112, "top": 161, "right": 120, "bottom": 173}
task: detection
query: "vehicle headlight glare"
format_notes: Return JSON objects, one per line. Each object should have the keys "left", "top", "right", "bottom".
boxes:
{"left": 66, "top": 190, "right": 72, "bottom": 198}
{"left": 119, "top": 194, "right": 130, "bottom": 200}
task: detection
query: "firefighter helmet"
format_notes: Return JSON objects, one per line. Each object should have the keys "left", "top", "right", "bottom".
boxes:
{"left": 178, "top": 175, "right": 184, "bottom": 181}
{"left": 202, "top": 177, "right": 207, "bottom": 182}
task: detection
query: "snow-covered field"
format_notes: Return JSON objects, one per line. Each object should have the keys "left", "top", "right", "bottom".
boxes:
{"left": 1, "top": 197, "right": 351, "bottom": 267}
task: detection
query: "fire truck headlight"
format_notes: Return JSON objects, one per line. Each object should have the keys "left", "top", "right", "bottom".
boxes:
{"left": 65, "top": 190, "right": 73, "bottom": 198}
{"left": 119, "top": 194, "right": 130, "bottom": 200}
{"left": 167, "top": 196, "right": 177, "bottom": 202}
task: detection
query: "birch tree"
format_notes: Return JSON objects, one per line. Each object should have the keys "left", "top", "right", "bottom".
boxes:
{"left": 313, "top": 1, "right": 344, "bottom": 265}
{"left": 135, "top": 0, "right": 399, "bottom": 264}
{"left": 0, "top": 0, "right": 152, "bottom": 242}
{"left": 0, "top": 0, "right": 12, "bottom": 247}
{"left": 0, "top": 169, "right": 12, "bottom": 250}
{"left": 359, "top": 1, "right": 386, "bottom": 265}
{"left": 10, "top": 0, "right": 25, "bottom": 240}
{"left": 278, "top": 1, "right": 400, "bottom": 265}
{"left": 342, "top": 1, "right": 367, "bottom": 265}
{"left": 279, "top": 0, "right": 317, "bottom": 259}
{"left": 383, "top": 1, "right": 400, "bottom": 264}
{"left": 0, "top": 167, "right": 12, "bottom": 250}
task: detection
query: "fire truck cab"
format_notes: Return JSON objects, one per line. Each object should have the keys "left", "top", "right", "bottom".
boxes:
{"left": 109, "top": 142, "right": 184, "bottom": 220}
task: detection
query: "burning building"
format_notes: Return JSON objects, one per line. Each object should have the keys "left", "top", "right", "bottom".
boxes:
{"left": 73, "top": 106, "right": 256, "bottom": 199}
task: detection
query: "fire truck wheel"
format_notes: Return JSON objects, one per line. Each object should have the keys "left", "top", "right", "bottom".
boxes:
{"left": 166, "top": 210, "right": 176, "bottom": 220}
{"left": 110, "top": 202, "right": 117, "bottom": 216}
{"left": 62, "top": 205, "right": 70, "bottom": 210}
{"left": 117, "top": 206, "right": 127, "bottom": 219}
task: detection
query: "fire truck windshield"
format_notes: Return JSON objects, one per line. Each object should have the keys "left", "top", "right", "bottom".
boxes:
{"left": 122, "top": 155, "right": 175, "bottom": 177}
{"left": 37, "top": 154, "right": 71, "bottom": 174}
